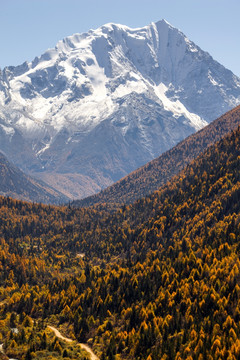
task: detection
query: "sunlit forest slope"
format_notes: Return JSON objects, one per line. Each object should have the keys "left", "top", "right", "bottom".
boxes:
{"left": 1, "top": 124, "right": 240, "bottom": 359}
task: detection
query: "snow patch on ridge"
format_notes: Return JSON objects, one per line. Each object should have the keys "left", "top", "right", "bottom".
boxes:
{"left": 0, "top": 124, "right": 15, "bottom": 137}
{"left": 154, "top": 83, "right": 208, "bottom": 130}
{"left": 208, "top": 70, "right": 220, "bottom": 87}
{"left": 36, "top": 142, "right": 50, "bottom": 157}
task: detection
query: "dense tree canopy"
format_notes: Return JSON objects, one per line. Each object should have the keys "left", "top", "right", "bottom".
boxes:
{"left": 1, "top": 125, "right": 240, "bottom": 359}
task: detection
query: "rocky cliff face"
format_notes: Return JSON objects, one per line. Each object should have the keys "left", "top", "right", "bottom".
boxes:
{"left": 0, "top": 20, "right": 240, "bottom": 198}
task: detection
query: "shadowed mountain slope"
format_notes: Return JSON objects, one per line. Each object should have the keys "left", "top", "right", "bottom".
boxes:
{"left": 74, "top": 104, "right": 240, "bottom": 207}
{"left": 0, "top": 152, "right": 69, "bottom": 204}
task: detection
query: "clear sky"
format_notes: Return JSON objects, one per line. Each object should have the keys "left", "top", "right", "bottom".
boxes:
{"left": 0, "top": 0, "right": 240, "bottom": 76}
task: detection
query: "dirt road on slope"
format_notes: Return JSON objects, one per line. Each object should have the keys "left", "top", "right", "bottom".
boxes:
{"left": 48, "top": 326, "right": 99, "bottom": 360}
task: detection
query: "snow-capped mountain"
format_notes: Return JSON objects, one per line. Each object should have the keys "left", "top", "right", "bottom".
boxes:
{"left": 0, "top": 20, "right": 240, "bottom": 199}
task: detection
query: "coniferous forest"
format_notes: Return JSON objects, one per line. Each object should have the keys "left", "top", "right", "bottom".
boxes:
{"left": 1, "top": 123, "right": 240, "bottom": 359}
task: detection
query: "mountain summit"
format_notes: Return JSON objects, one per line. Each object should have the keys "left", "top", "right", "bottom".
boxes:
{"left": 0, "top": 20, "right": 240, "bottom": 198}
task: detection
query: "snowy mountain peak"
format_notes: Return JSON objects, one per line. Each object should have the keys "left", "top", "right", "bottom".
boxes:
{"left": 0, "top": 20, "right": 240, "bottom": 199}
{"left": 26, "top": 19, "right": 198, "bottom": 76}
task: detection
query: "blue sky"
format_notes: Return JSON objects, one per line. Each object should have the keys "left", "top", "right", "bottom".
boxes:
{"left": 1, "top": 0, "right": 240, "bottom": 76}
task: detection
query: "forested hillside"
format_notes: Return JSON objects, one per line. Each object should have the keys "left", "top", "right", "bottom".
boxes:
{"left": 74, "top": 104, "right": 240, "bottom": 207}
{"left": 1, "top": 125, "right": 240, "bottom": 359}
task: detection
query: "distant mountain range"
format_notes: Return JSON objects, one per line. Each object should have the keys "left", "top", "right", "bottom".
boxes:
{"left": 0, "top": 152, "right": 68, "bottom": 204}
{"left": 74, "top": 104, "right": 240, "bottom": 207}
{"left": 0, "top": 20, "right": 240, "bottom": 199}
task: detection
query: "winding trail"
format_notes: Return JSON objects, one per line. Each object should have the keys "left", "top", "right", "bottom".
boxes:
{"left": 48, "top": 326, "right": 99, "bottom": 360}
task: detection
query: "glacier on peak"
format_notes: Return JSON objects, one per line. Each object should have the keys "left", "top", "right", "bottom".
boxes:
{"left": 0, "top": 19, "right": 240, "bottom": 199}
